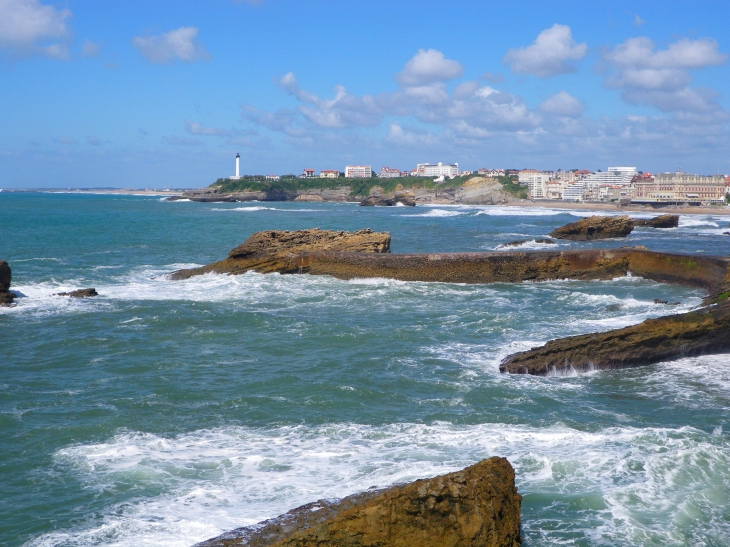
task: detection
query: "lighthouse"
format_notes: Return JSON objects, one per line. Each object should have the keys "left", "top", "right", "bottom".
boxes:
{"left": 232, "top": 153, "right": 241, "bottom": 180}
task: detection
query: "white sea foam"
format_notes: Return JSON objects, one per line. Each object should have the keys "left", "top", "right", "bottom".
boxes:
{"left": 211, "top": 206, "right": 323, "bottom": 212}
{"left": 405, "top": 209, "right": 466, "bottom": 217}
{"left": 493, "top": 239, "right": 559, "bottom": 250}
{"left": 678, "top": 216, "right": 720, "bottom": 228}
{"left": 28, "top": 417, "right": 730, "bottom": 547}
{"left": 473, "top": 206, "right": 564, "bottom": 217}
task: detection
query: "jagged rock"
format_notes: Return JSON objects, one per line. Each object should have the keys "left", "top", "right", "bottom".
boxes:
{"left": 194, "top": 457, "right": 521, "bottom": 547}
{"left": 500, "top": 299, "right": 730, "bottom": 375}
{"left": 171, "top": 228, "right": 391, "bottom": 280}
{"left": 653, "top": 298, "right": 668, "bottom": 304}
{"left": 55, "top": 288, "right": 98, "bottom": 298}
{"left": 606, "top": 304, "right": 622, "bottom": 311}
{"left": 0, "top": 260, "right": 10, "bottom": 290}
{"left": 359, "top": 192, "right": 416, "bottom": 207}
{"left": 0, "top": 291, "right": 14, "bottom": 307}
{"left": 293, "top": 194, "right": 325, "bottom": 202}
{"left": 550, "top": 215, "right": 634, "bottom": 241}
{"left": 634, "top": 214, "right": 680, "bottom": 228}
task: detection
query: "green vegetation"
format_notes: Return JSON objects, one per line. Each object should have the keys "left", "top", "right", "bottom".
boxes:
{"left": 211, "top": 174, "right": 480, "bottom": 198}
{"left": 495, "top": 175, "right": 528, "bottom": 199}
{"left": 717, "top": 290, "right": 730, "bottom": 301}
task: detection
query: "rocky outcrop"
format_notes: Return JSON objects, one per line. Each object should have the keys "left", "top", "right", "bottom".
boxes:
{"left": 500, "top": 299, "right": 730, "bottom": 375}
{"left": 359, "top": 192, "right": 416, "bottom": 206}
{"left": 550, "top": 215, "right": 634, "bottom": 240}
{"left": 634, "top": 214, "right": 680, "bottom": 228}
{"left": 499, "top": 239, "right": 555, "bottom": 248}
{"left": 0, "top": 260, "right": 14, "bottom": 307}
{"left": 194, "top": 457, "right": 522, "bottom": 547}
{"left": 55, "top": 288, "right": 98, "bottom": 298}
{"left": 170, "top": 229, "right": 391, "bottom": 280}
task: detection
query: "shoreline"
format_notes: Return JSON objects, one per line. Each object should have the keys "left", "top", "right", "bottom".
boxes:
{"left": 500, "top": 199, "right": 730, "bottom": 216}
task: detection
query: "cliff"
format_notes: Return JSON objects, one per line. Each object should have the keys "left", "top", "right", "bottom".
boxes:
{"left": 193, "top": 457, "right": 522, "bottom": 547}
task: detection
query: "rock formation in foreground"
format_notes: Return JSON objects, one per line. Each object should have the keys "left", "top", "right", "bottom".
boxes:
{"left": 500, "top": 298, "right": 730, "bottom": 375}
{"left": 634, "top": 214, "right": 680, "bottom": 228}
{"left": 194, "top": 457, "right": 522, "bottom": 547}
{"left": 0, "top": 260, "right": 14, "bottom": 307}
{"left": 550, "top": 215, "right": 634, "bottom": 241}
{"left": 171, "top": 229, "right": 391, "bottom": 280}
{"left": 55, "top": 288, "right": 98, "bottom": 298}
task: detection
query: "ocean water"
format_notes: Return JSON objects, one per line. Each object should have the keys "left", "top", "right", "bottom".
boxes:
{"left": 1, "top": 193, "right": 729, "bottom": 547}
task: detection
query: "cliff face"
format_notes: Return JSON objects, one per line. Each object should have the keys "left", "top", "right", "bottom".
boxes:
{"left": 194, "top": 457, "right": 522, "bottom": 547}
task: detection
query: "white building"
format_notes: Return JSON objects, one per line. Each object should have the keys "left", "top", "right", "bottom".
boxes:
{"left": 518, "top": 170, "right": 552, "bottom": 198}
{"left": 345, "top": 165, "right": 372, "bottom": 178}
{"left": 231, "top": 153, "right": 241, "bottom": 180}
{"left": 416, "top": 162, "right": 459, "bottom": 178}
{"left": 563, "top": 182, "right": 585, "bottom": 202}
{"left": 379, "top": 167, "right": 402, "bottom": 178}
{"left": 581, "top": 167, "right": 637, "bottom": 201}
{"left": 265, "top": 174, "right": 280, "bottom": 181}
{"left": 320, "top": 170, "right": 340, "bottom": 178}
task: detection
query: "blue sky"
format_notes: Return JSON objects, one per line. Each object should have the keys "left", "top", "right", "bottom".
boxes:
{"left": 1, "top": 0, "right": 729, "bottom": 188}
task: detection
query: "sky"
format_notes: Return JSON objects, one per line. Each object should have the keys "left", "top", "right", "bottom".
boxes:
{"left": 1, "top": 0, "right": 729, "bottom": 188}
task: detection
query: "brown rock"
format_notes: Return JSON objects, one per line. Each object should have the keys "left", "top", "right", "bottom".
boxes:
{"left": 0, "top": 291, "right": 14, "bottom": 307}
{"left": 55, "top": 288, "right": 98, "bottom": 298}
{"left": 171, "top": 228, "right": 391, "bottom": 279}
{"left": 0, "top": 260, "right": 10, "bottom": 290}
{"left": 194, "top": 457, "right": 522, "bottom": 547}
{"left": 634, "top": 214, "right": 680, "bottom": 228}
{"left": 550, "top": 215, "right": 634, "bottom": 241}
{"left": 500, "top": 299, "right": 730, "bottom": 375}
{"left": 359, "top": 192, "right": 416, "bottom": 207}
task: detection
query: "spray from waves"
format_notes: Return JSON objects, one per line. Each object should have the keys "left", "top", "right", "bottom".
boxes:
{"left": 161, "top": 198, "right": 190, "bottom": 202}
{"left": 210, "top": 206, "right": 324, "bottom": 212}
{"left": 29, "top": 419, "right": 730, "bottom": 547}
{"left": 678, "top": 216, "right": 720, "bottom": 228}
{"left": 473, "top": 207, "right": 564, "bottom": 217}
{"left": 493, "top": 239, "right": 559, "bottom": 251}
{"left": 404, "top": 209, "right": 466, "bottom": 218}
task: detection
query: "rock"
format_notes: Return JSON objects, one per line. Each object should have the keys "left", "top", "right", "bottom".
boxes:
{"left": 500, "top": 240, "right": 528, "bottom": 248}
{"left": 293, "top": 194, "right": 325, "bottom": 202}
{"left": 653, "top": 298, "right": 668, "bottom": 304}
{"left": 171, "top": 228, "right": 391, "bottom": 279}
{"left": 634, "top": 214, "right": 680, "bottom": 228}
{"left": 535, "top": 238, "right": 556, "bottom": 244}
{"left": 55, "top": 288, "right": 98, "bottom": 298}
{"left": 606, "top": 304, "right": 622, "bottom": 311}
{"left": 498, "top": 239, "right": 554, "bottom": 249}
{"left": 0, "top": 291, "right": 14, "bottom": 307}
{"left": 550, "top": 215, "right": 634, "bottom": 241}
{"left": 359, "top": 192, "right": 416, "bottom": 207}
{"left": 500, "top": 299, "right": 730, "bottom": 375}
{"left": 194, "top": 457, "right": 522, "bottom": 547}
{"left": 0, "top": 260, "right": 11, "bottom": 291}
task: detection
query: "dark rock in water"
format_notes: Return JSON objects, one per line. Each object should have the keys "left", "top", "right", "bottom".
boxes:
{"left": 0, "top": 260, "right": 14, "bottom": 306}
{"left": 55, "top": 288, "right": 98, "bottom": 298}
{"left": 500, "top": 238, "right": 555, "bottom": 248}
{"left": 171, "top": 228, "right": 391, "bottom": 280}
{"left": 194, "top": 457, "right": 522, "bottom": 547}
{"left": 606, "top": 304, "right": 622, "bottom": 311}
{"left": 0, "top": 260, "right": 10, "bottom": 291}
{"left": 500, "top": 299, "right": 730, "bottom": 375}
{"left": 535, "top": 238, "right": 555, "bottom": 244}
{"left": 634, "top": 214, "right": 680, "bottom": 228}
{"left": 653, "top": 299, "right": 668, "bottom": 304}
{"left": 359, "top": 193, "right": 416, "bottom": 207}
{"left": 550, "top": 215, "right": 634, "bottom": 241}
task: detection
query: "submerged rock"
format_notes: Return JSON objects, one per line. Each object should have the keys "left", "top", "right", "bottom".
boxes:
{"left": 194, "top": 457, "right": 522, "bottom": 547}
{"left": 500, "top": 299, "right": 730, "bottom": 375}
{"left": 500, "top": 238, "right": 555, "bottom": 248}
{"left": 55, "top": 288, "right": 98, "bottom": 298}
{"left": 634, "top": 214, "right": 680, "bottom": 228}
{"left": 0, "top": 260, "right": 14, "bottom": 307}
{"left": 550, "top": 215, "right": 634, "bottom": 241}
{"left": 171, "top": 228, "right": 391, "bottom": 279}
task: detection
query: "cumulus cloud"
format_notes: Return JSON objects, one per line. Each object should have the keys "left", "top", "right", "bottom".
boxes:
{"left": 386, "top": 124, "right": 440, "bottom": 147}
{"left": 394, "top": 49, "right": 464, "bottom": 87}
{"left": 503, "top": 24, "right": 587, "bottom": 78}
{"left": 185, "top": 120, "right": 230, "bottom": 136}
{"left": 603, "top": 36, "right": 728, "bottom": 117}
{"left": 540, "top": 91, "right": 584, "bottom": 117}
{"left": 0, "top": 0, "right": 71, "bottom": 59}
{"left": 133, "top": 27, "right": 210, "bottom": 64}
{"left": 277, "top": 72, "right": 381, "bottom": 128}
{"left": 81, "top": 39, "right": 100, "bottom": 57}
{"left": 633, "top": 15, "right": 645, "bottom": 26}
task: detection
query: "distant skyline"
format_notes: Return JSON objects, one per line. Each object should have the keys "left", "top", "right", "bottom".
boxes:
{"left": 1, "top": 0, "right": 729, "bottom": 188}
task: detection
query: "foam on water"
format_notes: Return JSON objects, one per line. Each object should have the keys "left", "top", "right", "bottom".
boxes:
{"left": 27, "top": 417, "right": 730, "bottom": 547}
{"left": 211, "top": 206, "right": 323, "bottom": 212}
{"left": 405, "top": 209, "right": 466, "bottom": 217}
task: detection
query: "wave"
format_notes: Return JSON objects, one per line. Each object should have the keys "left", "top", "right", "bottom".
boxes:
{"left": 405, "top": 209, "right": 466, "bottom": 218}
{"left": 29, "top": 418, "right": 730, "bottom": 547}
{"left": 211, "top": 206, "right": 324, "bottom": 212}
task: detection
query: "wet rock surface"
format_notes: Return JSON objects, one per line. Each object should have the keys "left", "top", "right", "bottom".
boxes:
{"left": 0, "top": 260, "right": 14, "bottom": 306}
{"left": 171, "top": 229, "right": 391, "bottom": 280}
{"left": 193, "top": 457, "right": 522, "bottom": 547}
{"left": 634, "top": 214, "right": 680, "bottom": 228}
{"left": 55, "top": 288, "right": 98, "bottom": 298}
{"left": 500, "top": 238, "right": 555, "bottom": 248}
{"left": 500, "top": 299, "right": 730, "bottom": 375}
{"left": 359, "top": 192, "right": 416, "bottom": 207}
{"left": 550, "top": 215, "right": 634, "bottom": 240}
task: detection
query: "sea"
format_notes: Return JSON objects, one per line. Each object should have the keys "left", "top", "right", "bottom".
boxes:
{"left": 1, "top": 192, "right": 730, "bottom": 547}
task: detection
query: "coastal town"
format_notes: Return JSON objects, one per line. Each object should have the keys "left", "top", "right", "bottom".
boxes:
{"left": 230, "top": 160, "right": 730, "bottom": 206}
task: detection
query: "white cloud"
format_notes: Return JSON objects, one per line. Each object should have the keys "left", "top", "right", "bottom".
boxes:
{"left": 277, "top": 72, "right": 381, "bottom": 128}
{"left": 0, "top": 0, "right": 71, "bottom": 59}
{"left": 394, "top": 49, "right": 464, "bottom": 87}
{"left": 540, "top": 91, "right": 584, "bottom": 117}
{"left": 503, "top": 24, "right": 587, "bottom": 78}
{"left": 603, "top": 36, "right": 728, "bottom": 116}
{"left": 163, "top": 136, "right": 203, "bottom": 146}
{"left": 385, "top": 123, "right": 440, "bottom": 147}
{"left": 133, "top": 27, "right": 210, "bottom": 64}
{"left": 81, "top": 39, "right": 100, "bottom": 57}
{"left": 53, "top": 136, "right": 77, "bottom": 144}
{"left": 185, "top": 120, "right": 231, "bottom": 136}
{"left": 633, "top": 15, "right": 645, "bottom": 26}
{"left": 86, "top": 136, "right": 108, "bottom": 146}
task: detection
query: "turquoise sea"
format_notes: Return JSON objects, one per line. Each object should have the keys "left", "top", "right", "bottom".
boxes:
{"left": 1, "top": 193, "right": 730, "bottom": 547}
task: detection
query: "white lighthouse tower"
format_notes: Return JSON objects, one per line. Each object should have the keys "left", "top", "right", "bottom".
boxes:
{"left": 232, "top": 152, "right": 241, "bottom": 180}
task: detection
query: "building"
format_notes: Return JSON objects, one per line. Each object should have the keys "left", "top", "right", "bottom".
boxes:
{"left": 320, "top": 170, "right": 339, "bottom": 178}
{"left": 415, "top": 162, "right": 459, "bottom": 178}
{"left": 477, "top": 168, "right": 505, "bottom": 177}
{"left": 379, "top": 167, "right": 402, "bottom": 178}
{"left": 230, "top": 153, "right": 241, "bottom": 180}
{"left": 544, "top": 180, "right": 567, "bottom": 200}
{"left": 345, "top": 165, "right": 372, "bottom": 178}
{"left": 301, "top": 168, "right": 316, "bottom": 178}
{"left": 562, "top": 182, "right": 585, "bottom": 202}
{"left": 633, "top": 172, "right": 726, "bottom": 204}
{"left": 265, "top": 174, "right": 280, "bottom": 181}
{"left": 518, "top": 170, "right": 552, "bottom": 198}
{"left": 581, "top": 167, "right": 637, "bottom": 201}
